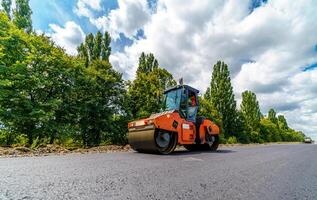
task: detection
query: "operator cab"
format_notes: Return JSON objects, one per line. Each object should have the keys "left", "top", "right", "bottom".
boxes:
{"left": 163, "top": 85, "right": 199, "bottom": 123}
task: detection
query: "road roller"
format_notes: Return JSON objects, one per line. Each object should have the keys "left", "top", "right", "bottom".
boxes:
{"left": 128, "top": 84, "right": 220, "bottom": 154}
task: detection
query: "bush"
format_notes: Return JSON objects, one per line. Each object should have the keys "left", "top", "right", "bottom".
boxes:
{"left": 14, "top": 134, "right": 28, "bottom": 146}
{"left": 227, "top": 136, "right": 238, "bottom": 144}
{"left": 31, "top": 137, "right": 40, "bottom": 149}
{"left": 0, "top": 130, "right": 16, "bottom": 146}
{"left": 219, "top": 134, "right": 227, "bottom": 144}
{"left": 62, "top": 138, "right": 82, "bottom": 150}
{"left": 250, "top": 131, "right": 261, "bottom": 143}
{"left": 237, "top": 131, "right": 250, "bottom": 144}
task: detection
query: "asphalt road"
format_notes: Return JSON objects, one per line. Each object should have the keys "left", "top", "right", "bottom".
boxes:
{"left": 0, "top": 144, "right": 317, "bottom": 200}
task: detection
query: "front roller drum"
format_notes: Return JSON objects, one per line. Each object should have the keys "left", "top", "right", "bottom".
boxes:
{"left": 128, "top": 128, "right": 177, "bottom": 154}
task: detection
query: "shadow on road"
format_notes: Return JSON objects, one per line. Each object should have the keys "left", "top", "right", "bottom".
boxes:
{"left": 169, "top": 149, "right": 236, "bottom": 156}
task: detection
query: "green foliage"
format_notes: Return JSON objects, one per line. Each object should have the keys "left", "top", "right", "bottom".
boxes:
{"left": 268, "top": 108, "right": 278, "bottom": 124}
{"left": 14, "top": 134, "right": 28, "bottom": 146}
{"left": 101, "top": 32, "right": 111, "bottom": 61}
{"left": 208, "top": 61, "right": 238, "bottom": 137}
{"left": 227, "top": 136, "right": 238, "bottom": 144}
{"left": 277, "top": 115, "right": 288, "bottom": 130}
{"left": 128, "top": 52, "right": 176, "bottom": 119}
{"left": 240, "top": 90, "right": 262, "bottom": 134}
{"left": 0, "top": 13, "right": 71, "bottom": 144}
{"left": 0, "top": 12, "right": 129, "bottom": 147}
{"left": 68, "top": 60, "right": 127, "bottom": 147}
{"left": 30, "top": 136, "right": 40, "bottom": 149}
{"left": 137, "top": 52, "right": 158, "bottom": 74}
{"left": 260, "top": 118, "right": 279, "bottom": 142}
{"left": 13, "top": 0, "right": 32, "bottom": 33}
{"left": 198, "top": 95, "right": 222, "bottom": 128}
{"left": 1, "top": 0, "right": 11, "bottom": 19}
{"left": 77, "top": 31, "right": 112, "bottom": 67}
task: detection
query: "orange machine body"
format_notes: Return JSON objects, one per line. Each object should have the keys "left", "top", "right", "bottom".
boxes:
{"left": 128, "top": 110, "right": 219, "bottom": 145}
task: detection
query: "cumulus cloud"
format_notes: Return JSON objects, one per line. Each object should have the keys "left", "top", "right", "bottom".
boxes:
{"left": 107, "top": 0, "right": 317, "bottom": 139}
{"left": 74, "top": 0, "right": 101, "bottom": 18}
{"left": 49, "top": 21, "right": 85, "bottom": 55}
{"left": 90, "top": 0, "right": 151, "bottom": 40}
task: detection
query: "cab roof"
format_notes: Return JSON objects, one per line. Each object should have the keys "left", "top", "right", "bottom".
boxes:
{"left": 164, "top": 85, "right": 199, "bottom": 94}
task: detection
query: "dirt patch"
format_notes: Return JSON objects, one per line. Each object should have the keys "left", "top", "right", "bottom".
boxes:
{"left": 0, "top": 144, "right": 132, "bottom": 158}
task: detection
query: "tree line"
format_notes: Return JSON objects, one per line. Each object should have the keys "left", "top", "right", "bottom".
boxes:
{"left": 0, "top": 1, "right": 305, "bottom": 148}
{"left": 199, "top": 61, "right": 305, "bottom": 144}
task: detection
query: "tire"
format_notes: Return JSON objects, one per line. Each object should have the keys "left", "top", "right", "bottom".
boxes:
{"left": 206, "top": 135, "right": 219, "bottom": 151}
{"left": 184, "top": 135, "right": 219, "bottom": 152}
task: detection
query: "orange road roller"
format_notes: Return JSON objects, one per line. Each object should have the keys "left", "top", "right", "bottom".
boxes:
{"left": 128, "top": 84, "right": 220, "bottom": 154}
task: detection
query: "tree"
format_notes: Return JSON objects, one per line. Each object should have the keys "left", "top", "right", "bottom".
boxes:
{"left": 93, "top": 31, "right": 102, "bottom": 60}
{"left": 101, "top": 31, "right": 111, "bottom": 61}
{"left": 1, "top": 0, "right": 11, "bottom": 19}
{"left": 260, "top": 118, "right": 281, "bottom": 142}
{"left": 13, "top": 0, "right": 32, "bottom": 33}
{"left": 0, "top": 13, "right": 73, "bottom": 144}
{"left": 208, "top": 61, "right": 238, "bottom": 137}
{"left": 77, "top": 43, "right": 89, "bottom": 68}
{"left": 137, "top": 52, "right": 159, "bottom": 74}
{"left": 277, "top": 115, "right": 288, "bottom": 130}
{"left": 85, "top": 33, "right": 94, "bottom": 62}
{"left": 77, "top": 31, "right": 112, "bottom": 66}
{"left": 240, "top": 90, "right": 262, "bottom": 131}
{"left": 268, "top": 108, "right": 278, "bottom": 124}
{"left": 198, "top": 87, "right": 222, "bottom": 130}
{"left": 69, "top": 60, "right": 126, "bottom": 147}
{"left": 128, "top": 52, "right": 176, "bottom": 118}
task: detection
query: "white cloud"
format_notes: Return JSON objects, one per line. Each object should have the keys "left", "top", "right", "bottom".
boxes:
{"left": 108, "top": 0, "right": 317, "bottom": 139}
{"left": 90, "top": 0, "right": 151, "bottom": 40}
{"left": 74, "top": 0, "right": 101, "bottom": 18}
{"left": 49, "top": 21, "right": 85, "bottom": 55}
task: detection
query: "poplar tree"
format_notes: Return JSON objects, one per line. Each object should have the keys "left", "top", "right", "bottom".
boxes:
{"left": 101, "top": 31, "right": 111, "bottom": 61}
{"left": 268, "top": 108, "right": 278, "bottom": 124}
{"left": 137, "top": 52, "right": 159, "bottom": 74}
{"left": 240, "top": 90, "right": 262, "bottom": 132}
{"left": 278, "top": 115, "right": 288, "bottom": 130}
{"left": 93, "top": 31, "right": 102, "bottom": 60}
{"left": 77, "top": 31, "right": 112, "bottom": 66}
{"left": 1, "top": 0, "right": 11, "bottom": 19}
{"left": 13, "top": 0, "right": 32, "bottom": 33}
{"left": 209, "top": 61, "right": 238, "bottom": 137}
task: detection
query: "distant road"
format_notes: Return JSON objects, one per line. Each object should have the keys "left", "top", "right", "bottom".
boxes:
{"left": 1, "top": 144, "right": 317, "bottom": 200}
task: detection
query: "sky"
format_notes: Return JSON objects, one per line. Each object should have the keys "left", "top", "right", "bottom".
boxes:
{"left": 10, "top": 0, "right": 317, "bottom": 140}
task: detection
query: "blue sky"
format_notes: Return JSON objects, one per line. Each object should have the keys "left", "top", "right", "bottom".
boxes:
{"left": 30, "top": 0, "right": 268, "bottom": 53}
{"left": 30, "top": 0, "right": 117, "bottom": 33}
{"left": 24, "top": 0, "right": 317, "bottom": 139}
{"left": 29, "top": 0, "right": 133, "bottom": 52}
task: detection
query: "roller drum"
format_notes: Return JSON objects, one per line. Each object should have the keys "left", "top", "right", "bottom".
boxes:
{"left": 128, "top": 129, "right": 157, "bottom": 152}
{"left": 128, "top": 128, "right": 177, "bottom": 154}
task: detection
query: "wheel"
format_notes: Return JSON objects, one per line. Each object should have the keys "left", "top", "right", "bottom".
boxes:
{"left": 183, "top": 135, "right": 219, "bottom": 152}
{"left": 206, "top": 134, "right": 219, "bottom": 151}
{"left": 154, "top": 130, "right": 178, "bottom": 154}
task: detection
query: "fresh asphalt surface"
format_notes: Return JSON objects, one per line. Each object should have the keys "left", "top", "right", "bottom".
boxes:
{"left": 0, "top": 144, "right": 317, "bottom": 200}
